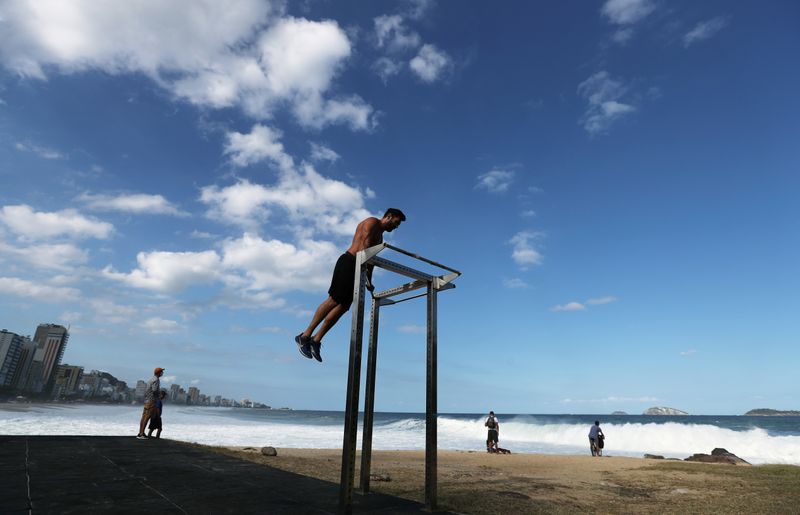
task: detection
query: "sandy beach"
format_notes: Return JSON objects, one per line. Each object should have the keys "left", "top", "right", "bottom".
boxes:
{"left": 205, "top": 446, "right": 800, "bottom": 514}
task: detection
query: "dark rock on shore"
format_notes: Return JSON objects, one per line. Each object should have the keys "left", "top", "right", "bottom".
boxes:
{"left": 744, "top": 408, "right": 800, "bottom": 416}
{"left": 684, "top": 448, "right": 750, "bottom": 465}
{"left": 261, "top": 446, "right": 278, "bottom": 456}
{"left": 644, "top": 454, "right": 664, "bottom": 460}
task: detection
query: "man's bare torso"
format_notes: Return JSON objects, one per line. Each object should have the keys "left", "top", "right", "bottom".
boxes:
{"left": 346, "top": 217, "right": 383, "bottom": 255}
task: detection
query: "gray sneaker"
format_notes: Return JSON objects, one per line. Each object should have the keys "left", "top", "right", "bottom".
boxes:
{"left": 310, "top": 341, "right": 322, "bottom": 362}
{"left": 295, "top": 333, "right": 312, "bottom": 359}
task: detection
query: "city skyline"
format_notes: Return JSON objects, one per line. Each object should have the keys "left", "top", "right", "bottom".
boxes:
{"left": 1, "top": 1, "right": 798, "bottom": 414}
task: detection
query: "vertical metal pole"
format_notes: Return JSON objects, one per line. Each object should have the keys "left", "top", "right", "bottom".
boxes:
{"left": 425, "top": 281, "right": 438, "bottom": 511}
{"left": 339, "top": 258, "right": 368, "bottom": 514}
{"left": 359, "top": 298, "right": 380, "bottom": 493}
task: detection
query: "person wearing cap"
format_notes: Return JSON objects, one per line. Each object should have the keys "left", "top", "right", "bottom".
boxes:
{"left": 137, "top": 367, "right": 164, "bottom": 439}
{"left": 295, "top": 208, "right": 406, "bottom": 363}
{"left": 485, "top": 410, "right": 500, "bottom": 452}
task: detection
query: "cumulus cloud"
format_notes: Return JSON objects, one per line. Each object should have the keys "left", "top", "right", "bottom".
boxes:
{"left": 409, "top": 44, "right": 451, "bottom": 83}
{"left": 200, "top": 165, "right": 372, "bottom": 237}
{"left": 372, "top": 57, "right": 404, "bottom": 83}
{"left": 503, "top": 278, "right": 528, "bottom": 289}
{"left": 77, "top": 192, "right": 186, "bottom": 216}
{"left": 550, "top": 302, "right": 586, "bottom": 312}
{"left": 88, "top": 298, "right": 137, "bottom": 324}
{"left": 102, "top": 250, "right": 223, "bottom": 293}
{"left": 680, "top": 349, "right": 698, "bottom": 356}
{"left": 683, "top": 17, "right": 728, "bottom": 48}
{"left": 14, "top": 141, "right": 65, "bottom": 159}
{"left": 551, "top": 296, "right": 617, "bottom": 312}
{"left": 0, "top": 1, "right": 375, "bottom": 130}
{"left": 374, "top": 14, "right": 421, "bottom": 52}
{"left": 0, "top": 276, "right": 80, "bottom": 302}
{"left": 221, "top": 233, "right": 338, "bottom": 293}
{"left": 0, "top": 240, "right": 88, "bottom": 270}
{"left": 309, "top": 142, "right": 340, "bottom": 163}
{"left": 577, "top": 71, "right": 636, "bottom": 135}
{"left": 142, "top": 317, "right": 184, "bottom": 334}
{"left": 509, "top": 231, "right": 543, "bottom": 268}
{"left": 0, "top": 204, "right": 113, "bottom": 240}
{"left": 224, "top": 124, "right": 294, "bottom": 170}
{"left": 476, "top": 169, "right": 515, "bottom": 194}
{"left": 601, "top": 0, "right": 655, "bottom": 25}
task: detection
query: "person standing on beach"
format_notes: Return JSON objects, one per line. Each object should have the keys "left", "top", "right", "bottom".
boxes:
{"left": 589, "top": 420, "right": 604, "bottom": 456}
{"left": 485, "top": 411, "right": 500, "bottom": 452}
{"left": 147, "top": 390, "right": 168, "bottom": 439}
{"left": 295, "top": 208, "right": 406, "bottom": 363}
{"left": 137, "top": 367, "right": 164, "bottom": 439}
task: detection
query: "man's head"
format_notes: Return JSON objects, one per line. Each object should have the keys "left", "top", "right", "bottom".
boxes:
{"left": 595, "top": 420, "right": 600, "bottom": 426}
{"left": 154, "top": 367, "right": 165, "bottom": 377}
{"left": 382, "top": 208, "right": 406, "bottom": 232}
{"left": 489, "top": 411, "right": 495, "bottom": 416}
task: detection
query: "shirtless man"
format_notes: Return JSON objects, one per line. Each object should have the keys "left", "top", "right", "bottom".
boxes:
{"left": 296, "top": 208, "right": 406, "bottom": 362}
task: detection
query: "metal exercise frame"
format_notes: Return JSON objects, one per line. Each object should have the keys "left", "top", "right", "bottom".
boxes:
{"left": 339, "top": 243, "right": 461, "bottom": 514}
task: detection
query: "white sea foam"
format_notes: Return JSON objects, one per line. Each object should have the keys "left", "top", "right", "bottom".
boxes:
{"left": 2, "top": 406, "right": 799, "bottom": 465}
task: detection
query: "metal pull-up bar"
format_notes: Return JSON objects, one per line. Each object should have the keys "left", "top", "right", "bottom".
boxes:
{"left": 338, "top": 243, "right": 461, "bottom": 514}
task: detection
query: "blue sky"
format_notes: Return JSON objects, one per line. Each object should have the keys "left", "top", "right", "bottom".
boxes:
{"left": 1, "top": 0, "right": 798, "bottom": 414}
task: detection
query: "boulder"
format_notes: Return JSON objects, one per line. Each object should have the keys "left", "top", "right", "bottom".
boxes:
{"left": 260, "top": 446, "right": 278, "bottom": 457}
{"left": 684, "top": 448, "right": 749, "bottom": 465}
{"left": 644, "top": 454, "right": 664, "bottom": 460}
{"left": 370, "top": 473, "right": 391, "bottom": 482}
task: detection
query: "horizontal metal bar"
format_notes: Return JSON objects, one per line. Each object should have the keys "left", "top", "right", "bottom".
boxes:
{"left": 374, "top": 279, "right": 428, "bottom": 300}
{"left": 384, "top": 243, "right": 462, "bottom": 276}
{"left": 371, "top": 257, "right": 435, "bottom": 282}
{"left": 383, "top": 292, "right": 428, "bottom": 305}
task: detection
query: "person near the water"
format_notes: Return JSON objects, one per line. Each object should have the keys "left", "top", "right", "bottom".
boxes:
{"left": 485, "top": 411, "right": 500, "bottom": 452}
{"left": 137, "top": 367, "right": 164, "bottom": 439}
{"left": 295, "top": 208, "right": 406, "bottom": 363}
{"left": 147, "top": 390, "right": 168, "bottom": 439}
{"left": 589, "top": 420, "right": 605, "bottom": 456}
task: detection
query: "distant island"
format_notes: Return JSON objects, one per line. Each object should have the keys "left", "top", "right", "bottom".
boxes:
{"left": 611, "top": 411, "right": 628, "bottom": 415}
{"left": 643, "top": 406, "right": 689, "bottom": 416}
{"left": 744, "top": 408, "right": 800, "bottom": 416}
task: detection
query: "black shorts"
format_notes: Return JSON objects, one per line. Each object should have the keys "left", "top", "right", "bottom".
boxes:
{"left": 487, "top": 429, "right": 498, "bottom": 444}
{"left": 328, "top": 252, "right": 356, "bottom": 310}
{"left": 148, "top": 416, "right": 162, "bottom": 430}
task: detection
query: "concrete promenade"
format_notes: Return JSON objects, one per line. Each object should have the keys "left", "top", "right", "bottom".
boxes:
{"left": 0, "top": 436, "right": 440, "bottom": 514}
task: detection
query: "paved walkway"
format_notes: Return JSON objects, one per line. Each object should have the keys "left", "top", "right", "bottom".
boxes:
{"left": 0, "top": 436, "right": 441, "bottom": 514}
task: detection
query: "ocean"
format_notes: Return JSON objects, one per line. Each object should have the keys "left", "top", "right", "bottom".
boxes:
{"left": 2, "top": 404, "right": 799, "bottom": 466}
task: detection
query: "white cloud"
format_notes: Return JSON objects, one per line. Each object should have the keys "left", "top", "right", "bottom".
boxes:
{"left": 680, "top": 349, "right": 698, "bottom": 356}
{"left": 190, "top": 379, "right": 201, "bottom": 385}
{"left": 586, "top": 296, "right": 618, "bottom": 305}
{"left": 520, "top": 209, "right": 536, "bottom": 218}
{"left": 0, "top": 240, "right": 88, "bottom": 270}
{"left": 372, "top": 57, "right": 404, "bottom": 83}
{"left": 509, "top": 231, "right": 543, "bottom": 268}
{"left": 374, "top": 14, "right": 421, "bottom": 53}
{"left": 14, "top": 141, "right": 65, "bottom": 159}
{"left": 309, "top": 142, "right": 340, "bottom": 163}
{"left": 0, "top": 276, "right": 80, "bottom": 302}
{"left": 409, "top": 44, "right": 451, "bottom": 83}
{"left": 601, "top": 0, "right": 655, "bottom": 25}
{"left": 200, "top": 164, "right": 372, "bottom": 237}
{"left": 77, "top": 192, "right": 186, "bottom": 216}
{"left": 221, "top": 233, "right": 338, "bottom": 293}
{"left": 476, "top": 169, "right": 515, "bottom": 194}
{"left": 503, "top": 278, "right": 528, "bottom": 289}
{"left": 683, "top": 17, "right": 728, "bottom": 48}
{"left": 88, "top": 298, "right": 138, "bottom": 324}
{"left": 102, "top": 250, "right": 223, "bottom": 293}
{"left": 550, "top": 302, "right": 586, "bottom": 312}
{"left": 142, "top": 317, "right": 183, "bottom": 334}
{"left": 612, "top": 27, "right": 634, "bottom": 44}
{"left": 224, "top": 124, "right": 294, "bottom": 170}
{"left": 0, "top": 1, "right": 375, "bottom": 130}
{"left": 552, "top": 296, "right": 617, "bottom": 312}
{"left": 0, "top": 204, "right": 113, "bottom": 240}
{"left": 577, "top": 71, "right": 636, "bottom": 135}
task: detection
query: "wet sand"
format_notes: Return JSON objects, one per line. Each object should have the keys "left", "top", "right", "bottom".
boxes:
{"left": 208, "top": 447, "right": 800, "bottom": 514}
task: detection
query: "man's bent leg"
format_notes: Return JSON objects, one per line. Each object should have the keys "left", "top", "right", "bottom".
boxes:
{"left": 312, "top": 302, "right": 348, "bottom": 342}
{"left": 304, "top": 297, "right": 339, "bottom": 337}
